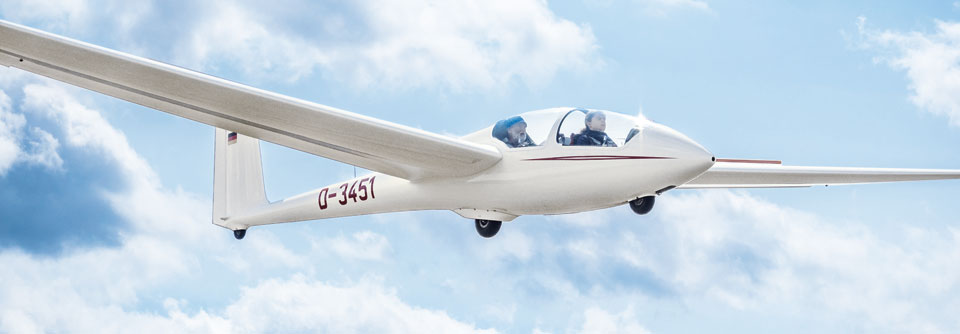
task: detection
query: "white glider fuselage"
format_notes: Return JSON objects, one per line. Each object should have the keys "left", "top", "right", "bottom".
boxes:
{"left": 223, "top": 109, "right": 716, "bottom": 230}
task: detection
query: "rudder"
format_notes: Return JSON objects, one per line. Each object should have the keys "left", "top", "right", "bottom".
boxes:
{"left": 212, "top": 128, "right": 268, "bottom": 230}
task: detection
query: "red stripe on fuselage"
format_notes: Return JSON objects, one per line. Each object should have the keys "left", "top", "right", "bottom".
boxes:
{"left": 524, "top": 155, "right": 674, "bottom": 161}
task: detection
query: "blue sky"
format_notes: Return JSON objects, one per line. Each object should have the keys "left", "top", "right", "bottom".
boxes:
{"left": 1, "top": 0, "right": 960, "bottom": 333}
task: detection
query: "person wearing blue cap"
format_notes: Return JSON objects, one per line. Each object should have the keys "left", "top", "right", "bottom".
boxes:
{"left": 492, "top": 116, "right": 536, "bottom": 148}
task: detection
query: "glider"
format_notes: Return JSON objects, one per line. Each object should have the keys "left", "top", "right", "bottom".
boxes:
{"left": 2, "top": 20, "right": 958, "bottom": 239}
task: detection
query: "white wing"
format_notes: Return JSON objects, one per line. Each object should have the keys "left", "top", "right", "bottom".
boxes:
{"left": 680, "top": 160, "right": 960, "bottom": 189}
{"left": 0, "top": 20, "right": 501, "bottom": 181}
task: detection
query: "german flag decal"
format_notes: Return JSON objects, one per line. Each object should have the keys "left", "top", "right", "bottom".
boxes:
{"left": 227, "top": 132, "right": 238, "bottom": 145}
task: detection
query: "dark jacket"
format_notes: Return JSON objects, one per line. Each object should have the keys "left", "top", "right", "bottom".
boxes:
{"left": 571, "top": 129, "right": 617, "bottom": 147}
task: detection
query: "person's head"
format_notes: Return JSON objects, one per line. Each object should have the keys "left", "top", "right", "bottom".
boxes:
{"left": 585, "top": 111, "right": 606, "bottom": 132}
{"left": 503, "top": 116, "right": 528, "bottom": 145}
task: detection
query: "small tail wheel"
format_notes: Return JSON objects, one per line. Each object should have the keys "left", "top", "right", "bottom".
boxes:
{"left": 475, "top": 219, "right": 502, "bottom": 238}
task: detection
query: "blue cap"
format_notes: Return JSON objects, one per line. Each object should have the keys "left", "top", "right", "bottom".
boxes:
{"left": 502, "top": 116, "right": 526, "bottom": 128}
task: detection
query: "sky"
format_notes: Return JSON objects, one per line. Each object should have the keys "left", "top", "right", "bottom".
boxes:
{"left": 1, "top": 0, "right": 960, "bottom": 333}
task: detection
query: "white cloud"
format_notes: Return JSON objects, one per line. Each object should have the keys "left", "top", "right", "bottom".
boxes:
{"left": 579, "top": 306, "right": 651, "bottom": 334}
{"left": 481, "top": 303, "right": 517, "bottom": 325}
{"left": 0, "top": 261, "right": 492, "bottom": 334}
{"left": 533, "top": 188, "right": 960, "bottom": 332}
{"left": 0, "top": 90, "right": 24, "bottom": 174}
{"left": 645, "top": 0, "right": 709, "bottom": 11}
{"left": 315, "top": 230, "right": 393, "bottom": 261}
{"left": 19, "top": 127, "right": 64, "bottom": 172}
{"left": 647, "top": 190, "right": 960, "bottom": 332}
{"left": 585, "top": 0, "right": 710, "bottom": 16}
{"left": 476, "top": 229, "right": 535, "bottom": 263}
{"left": 858, "top": 17, "right": 960, "bottom": 127}
{"left": 0, "top": 0, "right": 89, "bottom": 31}
{"left": 180, "top": 0, "right": 600, "bottom": 90}
{"left": 0, "top": 67, "right": 33, "bottom": 88}
{"left": 0, "top": 81, "right": 492, "bottom": 333}
{"left": 0, "top": 0, "right": 152, "bottom": 36}
{"left": 21, "top": 83, "right": 158, "bottom": 190}
{"left": 0, "top": 89, "right": 64, "bottom": 175}
{"left": 566, "top": 238, "right": 600, "bottom": 260}
{"left": 225, "top": 276, "right": 495, "bottom": 333}
{"left": 181, "top": 1, "right": 329, "bottom": 83}
{"left": 0, "top": 82, "right": 213, "bottom": 321}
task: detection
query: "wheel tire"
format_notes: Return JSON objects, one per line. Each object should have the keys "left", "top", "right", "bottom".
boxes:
{"left": 475, "top": 219, "right": 502, "bottom": 238}
{"left": 233, "top": 229, "right": 247, "bottom": 240}
{"left": 629, "top": 196, "right": 656, "bottom": 215}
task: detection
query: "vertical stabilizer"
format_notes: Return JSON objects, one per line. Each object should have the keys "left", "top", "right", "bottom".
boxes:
{"left": 213, "top": 128, "right": 268, "bottom": 230}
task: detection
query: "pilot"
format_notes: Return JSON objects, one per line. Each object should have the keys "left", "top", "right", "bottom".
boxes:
{"left": 493, "top": 116, "right": 536, "bottom": 148}
{"left": 572, "top": 111, "right": 617, "bottom": 147}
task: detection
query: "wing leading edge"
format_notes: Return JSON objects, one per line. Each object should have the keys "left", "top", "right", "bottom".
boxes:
{"left": 680, "top": 161, "right": 960, "bottom": 189}
{"left": 0, "top": 20, "right": 501, "bottom": 181}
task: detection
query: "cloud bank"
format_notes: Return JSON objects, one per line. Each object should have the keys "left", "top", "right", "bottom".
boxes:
{"left": 0, "top": 90, "right": 62, "bottom": 176}
{"left": 182, "top": 0, "right": 600, "bottom": 90}
{"left": 0, "top": 78, "right": 493, "bottom": 333}
{"left": 2, "top": 0, "right": 600, "bottom": 91}
{"left": 859, "top": 17, "right": 960, "bottom": 127}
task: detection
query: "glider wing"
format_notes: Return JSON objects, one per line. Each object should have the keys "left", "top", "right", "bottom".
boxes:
{"left": 680, "top": 160, "right": 960, "bottom": 188}
{"left": 0, "top": 20, "right": 501, "bottom": 181}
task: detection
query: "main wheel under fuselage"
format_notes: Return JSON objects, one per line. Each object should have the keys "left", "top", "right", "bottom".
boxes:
{"left": 475, "top": 219, "right": 502, "bottom": 238}
{"left": 629, "top": 195, "right": 656, "bottom": 215}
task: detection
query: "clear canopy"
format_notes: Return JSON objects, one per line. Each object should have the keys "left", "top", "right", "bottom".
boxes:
{"left": 491, "top": 108, "right": 644, "bottom": 148}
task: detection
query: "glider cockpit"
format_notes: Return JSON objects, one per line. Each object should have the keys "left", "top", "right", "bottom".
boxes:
{"left": 479, "top": 108, "right": 648, "bottom": 149}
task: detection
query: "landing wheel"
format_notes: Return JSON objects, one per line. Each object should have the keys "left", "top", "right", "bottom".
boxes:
{"left": 629, "top": 196, "right": 656, "bottom": 215}
{"left": 233, "top": 229, "right": 247, "bottom": 240}
{"left": 475, "top": 219, "right": 502, "bottom": 238}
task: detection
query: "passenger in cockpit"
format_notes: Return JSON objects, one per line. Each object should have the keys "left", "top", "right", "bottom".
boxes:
{"left": 493, "top": 116, "right": 536, "bottom": 148}
{"left": 572, "top": 111, "right": 617, "bottom": 147}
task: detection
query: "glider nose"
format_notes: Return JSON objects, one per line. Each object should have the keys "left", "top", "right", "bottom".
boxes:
{"left": 644, "top": 123, "right": 714, "bottom": 168}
